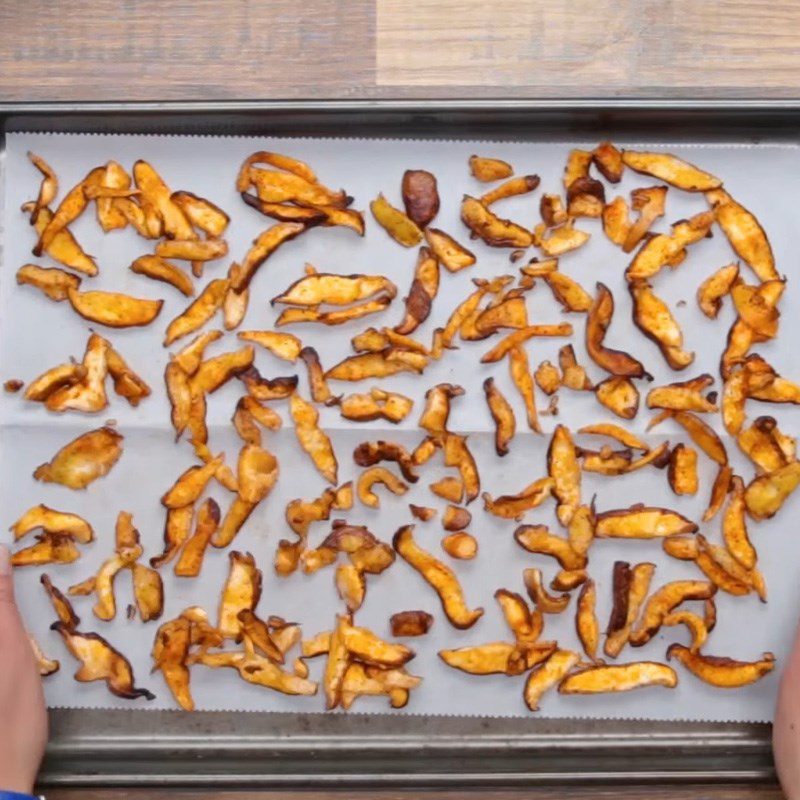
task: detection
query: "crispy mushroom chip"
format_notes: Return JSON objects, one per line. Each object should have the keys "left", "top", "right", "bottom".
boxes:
{"left": 596, "top": 504, "right": 698, "bottom": 539}
{"left": 461, "top": 195, "right": 532, "bottom": 248}
{"left": 630, "top": 280, "right": 694, "bottom": 370}
{"left": 52, "top": 622, "right": 154, "bottom": 701}
{"left": 697, "top": 263, "right": 740, "bottom": 319}
{"left": 586, "top": 283, "right": 648, "bottom": 378}
{"left": 34, "top": 426, "right": 123, "bottom": 489}
{"left": 621, "top": 150, "right": 721, "bottom": 191}
{"left": 667, "top": 645, "right": 775, "bottom": 688}
{"left": 393, "top": 525, "right": 483, "bottom": 629}
{"left": 559, "top": 662, "right": 677, "bottom": 695}
{"left": 67, "top": 288, "right": 163, "bottom": 329}
{"left": 289, "top": 393, "right": 338, "bottom": 484}
{"left": 469, "top": 155, "right": 513, "bottom": 182}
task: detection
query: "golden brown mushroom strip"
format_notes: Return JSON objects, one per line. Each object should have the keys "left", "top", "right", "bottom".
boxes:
{"left": 440, "top": 641, "right": 556, "bottom": 677}
{"left": 171, "top": 191, "right": 229, "bottom": 237}
{"left": 702, "top": 464, "right": 733, "bottom": 523}
{"left": 150, "top": 506, "right": 194, "bottom": 569}
{"left": 298, "top": 347, "right": 339, "bottom": 406}
{"left": 649, "top": 410, "right": 728, "bottom": 466}
{"left": 441, "top": 433, "right": 481, "bottom": 504}
{"left": 237, "top": 330, "right": 302, "bottom": 362}
{"left": 52, "top": 622, "right": 154, "bottom": 700}
{"left": 395, "top": 247, "right": 440, "bottom": 335}
{"left": 288, "top": 394, "right": 337, "bottom": 484}
{"left": 232, "top": 222, "right": 306, "bottom": 293}
{"left": 33, "top": 166, "right": 104, "bottom": 256}
{"left": 33, "top": 426, "right": 124, "bottom": 489}
{"left": 24, "top": 362, "right": 86, "bottom": 402}
{"left": 479, "top": 324, "right": 574, "bottom": 365}
{"left": 393, "top": 525, "right": 483, "bottom": 629}
{"left": 16, "top": 264, "right": 81, "bottom": 302}
{"left": 483, "top": 377, "right": 516, "bottom": 456}
{"left": 42, "top": 332, "right": 108, "bottom": 414}
{"left": 586, "top": 283, "right": 648, "bottom": 378}
{"left": 272, "top": 271, "right": 397, "bottom": 307}
{"left": 744, "top": 461, "right": 800, "bottom": 521}
{"left": 738, "top": 416, "right": 794, "bottom": 474}
{"left": 357, "top": 466, "right": 409, "bottom": 508}
{"left": 621, "top": 150, "right": 721, "bottom": 191}
{"left": 508, "top": 346, "right": 540, "bottom": 434}
{"left": 697, "top": 263, "right": 740, "bottom": 319}
{"left": 217, "top": 551, "right": 263, "bottom": 640}
{"left": 630, "top": 280, "right": 694, "bottom": 371}
{"left": 630, "top": 580, "right": 717, "bottom": 647}
{"left": 592, "top": 141, "right": 624, "bottom": 182}
{"left": 11, "top": 532, "right": 80, "bottom": 568}
{"left": 622, "top": 186, "right": 668, "bottom": 253}
{"left": 514, "top": 525, "right": 585, "bottom": 571}
{"left": 602, "top": 196, "right": 631, "bottom": 246}
{"left": 164, "top": 279, "right": 229, "bottom": 346}
{"left": 370, "top": 194, "right": 423, "bottom": 247}
{"left": 24, "top": 203, "right": 98, "bottom": 276}
{"left": 236, "top": 151, "right": 318, "bottom": 190}
{"left": 418, "top": 383, "right": 464, "bottom": 436}
{"left": 667, "top": 645, "right": 775, "bottom": 687}
{"left": 706, "top": 189, "right": 777, "bottom": 282}
{"left": 11, "top": 505, "right": 93, "bottom": 544}
{"left": 647, "top": 374, "right": 717, "bottom": 413}
{"left": 605, "top": 562, "right": 656, "bottom": 659}
{"left": 29, "top": 633, "right": 60, "bottom": 677}
{"left": 523, "top": 568, "right": 570, "bottom": 614}
{"left": 41, "top": 573, "right": 81, "bottom": 628}
{"left": 461, "top": 195, "right": 532, "bottom": 248}
{"left": 155, "top": 239, "right": 228, "bottom": 262}
{"left": 524, "top": 650, "right": 581, "bottom": 711}
{"left": 339, "top": 388, "right": 413, "bottom": 424}
{"left": 423, "top": 228, "right": 476, "bottom": 273}
{"left": 668, "top": 444, "right": 699, "bottom": 496}
{"left": 663, "top": 611, "right": 708, "bottom": 653}
{"left": 173, "top": 500, "right": 219, "bottom": 577}
{"left": 596, "top": 505, "right": 698, "bottom": 539}
{"left": 480, "top": 174, "right": 540, "bottom": 207}
{"left": 26, "top": 151, "right": 58, "bottom": 224}
{"left": 548, "top": 424, "right": 580, "bottom": 526}
{"left": 151, "top": 617, "right": 193, "bottom": 710}
{"left": 482, "top": 476, "right": 554, "bottom": 521}
{"left": 469, "top": 155, "right": 513, "bottom": 182}
{"left": 625, "top": 211, "right": 714, "bottom": 283}
{"left": 722, "top": 475, "right": 756, "bottom": 569}
{"left": 130, "top": 255, "right": 194, "bottom": 298}
{"left": 325, "top": 350, "right": 426, "bottom": 381}
{"left": 66, "top": 288, "right": 163, "bottom": 330}
{"left": 559, "top": 662, "right": 677, "bottom": 695}
{"left": 133, "top": 160, "right": 195, "bottom": 239}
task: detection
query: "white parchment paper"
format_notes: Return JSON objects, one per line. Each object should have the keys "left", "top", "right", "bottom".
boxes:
{"left": 2, "top": 132, "right": 800, "bottom": 722}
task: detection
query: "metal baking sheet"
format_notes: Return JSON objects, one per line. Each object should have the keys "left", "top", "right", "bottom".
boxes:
{"left": 2, "top": 99, "right": 796, "bottom": 786}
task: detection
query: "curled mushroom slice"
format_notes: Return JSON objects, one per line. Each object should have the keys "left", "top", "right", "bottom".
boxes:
{"left": 393, "top": 525, "right": 483, "bottom": 629}
{"left": 395, "top": 247, "right": 440, "bottom": 334}
{"left": 706, "top": 189, "right": 777, "bottom": 282}
{"left": 357, "top": 467, "right": 409, "bottom": 508}
{"left": 523, "top": 568, "right": 570, "bottom": 614}
{"left": 667, "top": 645, "right": 775, "bottom": 688}
{"left": 586, "top": 283, "right": 648, "bottom": 378}
{"left": 483, "top": 377, "right": 516, "bottom": 456}
{"left": 697, "top": 263, "right": 740, "bottom": 319}
{"left": 461, "top": 195, "right": 532, "bottom": 248}
{"left": 629, "top": 580, "right": 717, "bottom": 647}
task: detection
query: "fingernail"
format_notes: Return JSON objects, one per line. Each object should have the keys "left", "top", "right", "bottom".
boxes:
{"left": 0, "top": 544, "right": 10, "bottom": 576}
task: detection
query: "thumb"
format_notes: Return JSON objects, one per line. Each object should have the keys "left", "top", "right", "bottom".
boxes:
{"left": 0, "top": 544, "right": 16, "bottom": 605}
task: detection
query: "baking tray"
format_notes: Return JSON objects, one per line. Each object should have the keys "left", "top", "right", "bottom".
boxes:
{"left": 2, "top": 98, "right": 797, "bottom": 787}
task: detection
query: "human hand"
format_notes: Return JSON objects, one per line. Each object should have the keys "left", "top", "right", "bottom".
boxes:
{"left": 0, "top": 544, "right": 48, "bottom": 794}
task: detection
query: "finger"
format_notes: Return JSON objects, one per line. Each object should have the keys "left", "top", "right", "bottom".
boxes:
{"left": 0, "top": 544, "right": 16, "bottom": 605}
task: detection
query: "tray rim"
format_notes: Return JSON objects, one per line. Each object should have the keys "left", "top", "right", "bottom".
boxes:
{"left": 2, "top": 97, "right": 794, "bottom": 787}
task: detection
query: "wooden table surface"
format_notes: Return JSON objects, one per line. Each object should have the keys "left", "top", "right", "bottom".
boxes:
{"left": 3, "top": 1, "right": 797, "bottom": 798}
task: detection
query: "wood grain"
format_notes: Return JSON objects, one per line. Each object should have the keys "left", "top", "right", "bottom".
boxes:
{"left": 44, "top": 786, "right": 784, "bottom": 800}
{"left": 2, "top": 0, "right": 800, "bottom": 100}
{"left": 376, "top": 0, "right": 800, "bottom": 95}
